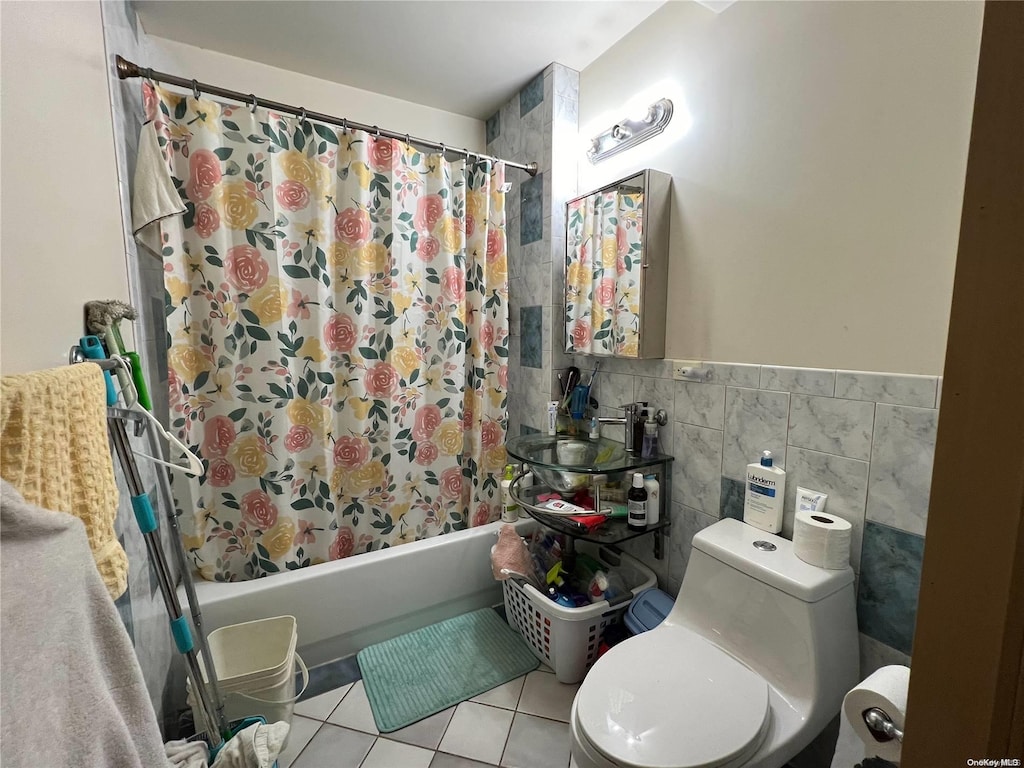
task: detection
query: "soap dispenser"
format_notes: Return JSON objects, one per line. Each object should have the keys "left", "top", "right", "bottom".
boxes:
{"left": 743, "top": 450, "right": 786, "bottom": 533}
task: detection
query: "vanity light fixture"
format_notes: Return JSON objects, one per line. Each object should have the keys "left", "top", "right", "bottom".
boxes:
{"left": 586, "top": 98, "right": 674, "bottom": 164}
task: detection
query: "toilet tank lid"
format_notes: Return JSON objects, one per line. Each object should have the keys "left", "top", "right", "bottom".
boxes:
{"left": 691, "top": 518, "right": 854, "bottom": 602}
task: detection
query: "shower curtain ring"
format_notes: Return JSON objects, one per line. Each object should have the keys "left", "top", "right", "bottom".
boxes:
{"left": 299, "top": 108, "right": 307, "bottom": 125}
{"left": 373, "top": 125, "right": 381, "bottom": 139}
{"left": 248, "top": 94, "right": 258, "bottom": 113}
{"left": 341, "top": 119, "right": 348, "bottom": 134}
{"left": 191, "top": 79, "right": 200, "bottom": 100}
{"left": 439, "top": 143, "right": 446, "bottom": 159}
{"left": 405, "top": 133, "right": 411, "bottom": 146}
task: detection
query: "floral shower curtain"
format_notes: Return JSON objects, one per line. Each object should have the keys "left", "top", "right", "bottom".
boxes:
{"left": 564, "top": 190, "right": 644, "bottom": 357}
{"left": 140, "top": 83, "right": 509, "bottom": 581}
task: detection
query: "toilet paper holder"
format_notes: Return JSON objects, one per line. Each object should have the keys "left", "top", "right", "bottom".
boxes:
{"left": 863, "top": 707, "right": 905, "bottom": 743}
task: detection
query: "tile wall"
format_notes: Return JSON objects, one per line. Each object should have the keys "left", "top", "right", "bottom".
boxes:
{"left": 485, "top": 65, "right": 581, "bottom": 439}
{"left": 485, "top": 59, "right": 928, "bottom": 679}
{"left": 563, "top": 356, "right": 937, "bottom": 678}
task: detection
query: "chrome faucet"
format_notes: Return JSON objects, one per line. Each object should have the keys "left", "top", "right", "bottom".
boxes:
{"left": 597, "top": 402, "right": 642, "bottom": 451}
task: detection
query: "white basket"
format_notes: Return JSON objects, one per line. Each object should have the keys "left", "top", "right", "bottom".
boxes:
{"left": 502, "top": 542, "right": 656, "bottom": 683}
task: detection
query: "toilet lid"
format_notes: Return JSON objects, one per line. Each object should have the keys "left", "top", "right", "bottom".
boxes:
{"left": 576, "top": 628, "right": 770, "bottom": 768}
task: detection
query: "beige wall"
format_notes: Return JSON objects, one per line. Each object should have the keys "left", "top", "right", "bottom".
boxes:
{"left": 150, "top": 37, "right": 486, "bottom": 153}
{"left": 1, "top": 1, "right": 130, "bottom": 374}
{"left": 579, "top": 1, "right": 982, "bottom": 374}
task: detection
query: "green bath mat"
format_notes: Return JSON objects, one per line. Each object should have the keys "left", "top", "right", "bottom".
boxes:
{"left": 357, "top": 607, "right": 540, "bottom": 732}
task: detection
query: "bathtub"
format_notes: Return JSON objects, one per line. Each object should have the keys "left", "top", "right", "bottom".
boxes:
{"left": 183, "top": 518, "right": 536, "bottom": 667}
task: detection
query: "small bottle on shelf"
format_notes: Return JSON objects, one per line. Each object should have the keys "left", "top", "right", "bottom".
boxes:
{"left": 627, "top": 472, "right": 648, "bottom": 531}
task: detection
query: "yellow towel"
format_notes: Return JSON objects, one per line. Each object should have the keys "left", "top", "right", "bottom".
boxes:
{"left": 1, "top": 364, "right": 128, "bottom": 599}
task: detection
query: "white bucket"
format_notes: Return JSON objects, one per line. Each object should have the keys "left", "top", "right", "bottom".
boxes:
{"left": 187, "top": 616, "right": 309, "bottom": 739}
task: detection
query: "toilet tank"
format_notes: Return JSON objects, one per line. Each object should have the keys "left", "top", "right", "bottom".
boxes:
{"left": 666, "top": 519, "right": 859, "bottom": 713}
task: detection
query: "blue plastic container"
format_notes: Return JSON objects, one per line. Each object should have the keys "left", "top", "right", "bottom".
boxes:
{"left": 624, "top": 588, "right": 675, "bottom": 635}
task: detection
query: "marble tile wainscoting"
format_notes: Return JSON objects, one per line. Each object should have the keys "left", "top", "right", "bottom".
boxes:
{"left": 535, "top": 358, "right": 941, "bottom": 680}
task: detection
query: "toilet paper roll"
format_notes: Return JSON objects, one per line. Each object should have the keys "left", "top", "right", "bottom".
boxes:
{"left": 793, "top": 509, "right": 852, "bottom": 569}
{"left": 841, "top": 665, "right": 910, "bottom": 763}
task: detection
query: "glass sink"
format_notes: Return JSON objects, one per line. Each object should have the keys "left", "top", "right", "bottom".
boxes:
{"left": 505, "top": 433, "right": 673, "bottom": 492}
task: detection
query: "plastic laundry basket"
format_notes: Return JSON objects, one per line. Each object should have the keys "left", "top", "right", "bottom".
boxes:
{"left": 186, "top": 615, "right": 308, "bottom": 740}
{"left": 502, "top": 543, "right": 655, "bottom": 684}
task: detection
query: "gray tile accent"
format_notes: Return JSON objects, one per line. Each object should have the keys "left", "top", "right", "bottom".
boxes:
{"left": 788, "top": 395, "right": 875, "bottom": 461}
{"left": 720, "top": 476, "right": 745, "bottom": 520}
{"left": 673, "top": 424, "right": 724, "bottom": 517}
{"left": 673, "top": 381, "right": 725, "bottom": 430}
{"left": 782, "top": 447, "right": 870, "bottom": 572}
{"left": 519, "top": 306, "right": 543, "bottom": 369}
{"left": 857, "top": 522, "right": 925, "bottom": 655}
{"left": 866, "top": 404, "right": 939, "bottom": 536}
{"left": 519, "top": 73, "right": 544, "bottom": 117}
{"left": 300, "top": 656, "right": 362, "bottom": 700}
{"left": 835, "top": 371, "right": 938, "bottom": 408}
{"left": 760, "top": 365, "right": 836, "bottom": 396}
{"left": 519, "top": 172, "right": 544, "bottom": 246}
{"left": 722, "top": 387, "right": 790, "bottom": 480}
{"left": 485, "top": 112, "right": 500, "bottom": 144}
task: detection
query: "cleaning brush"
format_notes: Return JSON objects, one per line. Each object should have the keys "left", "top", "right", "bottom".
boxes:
{"left": 85, "top": 300, "right": 152, "bottom": 410}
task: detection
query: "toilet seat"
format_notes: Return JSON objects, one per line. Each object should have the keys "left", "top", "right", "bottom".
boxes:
{"left": 574, "top": 627, "right": 771, "bottom": 768}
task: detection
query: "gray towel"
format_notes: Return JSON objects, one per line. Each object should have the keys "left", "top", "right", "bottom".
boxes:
{"left": 0, "top": 480, "right": 169, "bottom": 767}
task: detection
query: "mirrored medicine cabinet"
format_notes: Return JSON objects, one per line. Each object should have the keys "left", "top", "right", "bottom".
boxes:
{"left": 563, "top": 169, "right": 671, "bottom": 359}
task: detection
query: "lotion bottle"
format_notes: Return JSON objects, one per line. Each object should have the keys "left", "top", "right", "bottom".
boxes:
{"left": 743, "top": 450, "right": 786, "bottom": 533}
{"left": 643, "top": 474, "right": 660, "bottom": 525}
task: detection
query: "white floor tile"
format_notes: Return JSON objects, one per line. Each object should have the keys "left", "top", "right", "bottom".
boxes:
{"left": 361, "top": 738, "right": 435, "bottom": 768}
{"left": 326, "top": 679, "right": 379, "bottom": 734}
{"left": 276, "top": 716, "right": 322, "bottom": 768}
{"left": 294, "top": 683, "right": 353, "bottom": 721}
{"left": 387, "top": 706, "right": 456, "bottom": 750}
{"left": 515, "top": 671, "right": 580, "bottom": 723}
{"left": 501, "top": 713, "right": 571, "bottom": 768}
{"left": 438, "top": 702, "right": 514, "bottom": 765}
{"left": 471, "top": 676, "right": 525, "bottom": 711}
{"left": 290, "top": 723, "right": 374, "bottom": 768}
{"left": 430, "top": 753, "right": 500, "bottom": 768}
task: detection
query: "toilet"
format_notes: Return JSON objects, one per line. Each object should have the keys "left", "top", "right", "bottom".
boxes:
{"left": 570, "top": 518, "right": 860, "bottom": 768}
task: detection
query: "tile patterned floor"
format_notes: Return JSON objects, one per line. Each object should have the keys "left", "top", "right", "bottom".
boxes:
{"left": 281, "top": 666, "right": 581, "bottom": 768}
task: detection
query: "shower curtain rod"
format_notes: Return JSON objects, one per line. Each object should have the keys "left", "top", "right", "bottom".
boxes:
{"left": 115, "top": 55, "right": 538, "bottom": 177}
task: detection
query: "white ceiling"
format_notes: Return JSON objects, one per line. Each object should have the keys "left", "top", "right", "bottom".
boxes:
{"left": 134, "top": 1, "right": 666, "bottom": 120}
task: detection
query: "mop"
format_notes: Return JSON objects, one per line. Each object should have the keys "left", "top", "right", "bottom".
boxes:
{"left": 85, "top": 299, "right": 152, "bottom": 410}
{"left": 76, "top": 338, "right": 285, "bottom": 765}
{"left": 85, "top": 303, "right": 228, "bottom": 736}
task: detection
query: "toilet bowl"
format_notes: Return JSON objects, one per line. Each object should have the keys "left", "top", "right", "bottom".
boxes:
{"left": 570, "top": 518, "right": 859, "bottom": 768}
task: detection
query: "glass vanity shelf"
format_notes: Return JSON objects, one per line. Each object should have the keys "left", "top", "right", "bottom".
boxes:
{"left": 513, "top": 483, "right": 672, "bottom": 546}
{"left": 505, "top": 433, "right": 674, "bottom": 557}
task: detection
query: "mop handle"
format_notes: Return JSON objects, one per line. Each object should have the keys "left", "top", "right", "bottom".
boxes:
{"left": 130, "top": 494, "right": 192, "bottom": 653}
{"left": 107, "top": 418, "right": 226, "bottom": 748}
{"left": 142, "top": 424, "right": 229, "bottom": 738}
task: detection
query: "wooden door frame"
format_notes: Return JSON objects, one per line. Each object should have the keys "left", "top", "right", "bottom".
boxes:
{"left": 902, "top": 1, "right": 1024, "bottom": 763}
